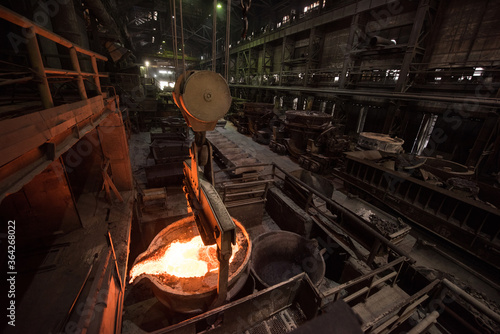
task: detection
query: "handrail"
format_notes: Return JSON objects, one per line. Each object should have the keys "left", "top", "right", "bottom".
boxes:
{"left": 213, "top": 162, "right": 273, "bottom": 174}
{"left": 0, "top": 5, "right": 107, "bottom": 61}
{"left": 321, "top": 257, "right": 407, "bottom": 302}
{"left": 442, "top": 278, "right": 500, "bottom": 324}
{"left": 44, "top": 68, "right": 108, "bottom": 77}
{"left": 271, "top": 162, "right": 416, "bottom": 263}
{"left": 0, "top": 5, "right": 108, "bottom": 108}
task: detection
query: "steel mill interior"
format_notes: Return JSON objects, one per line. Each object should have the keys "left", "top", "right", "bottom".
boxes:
{"left": 1, "top": 0, "right": 500, "bottom": 333}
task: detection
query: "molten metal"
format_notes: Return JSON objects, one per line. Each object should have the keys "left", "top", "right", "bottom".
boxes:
{"left": 129, "top": 235, "right": 238, "bottom": 283}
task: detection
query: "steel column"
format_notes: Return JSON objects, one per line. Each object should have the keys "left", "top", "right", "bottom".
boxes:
{"left": 339, "top": 14, "right": 358, "bottom": 89}
{"left": 395, "top": 0, "right": 431, "bottom": 92}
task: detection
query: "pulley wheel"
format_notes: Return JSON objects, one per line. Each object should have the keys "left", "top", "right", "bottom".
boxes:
{"left": 182, "top": 71, "right": 231, "bottom": 123}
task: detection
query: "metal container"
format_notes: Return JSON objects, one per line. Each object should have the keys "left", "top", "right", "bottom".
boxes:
{"left": 251, "top": 231, "right": 325, "bottom": 288}
{"left": 358, "top": 132, "right": 404, "bottom": 153}
{"left": 422, "top": 156, "right": 474, "bottom": 180}
{"left": 130, "top": 215, "right": 251, "bottom": 314}
{"left": 285, "top": 110, "right": 332, "bottom": 155}
{"left": 243, "top": 102, "right": 275, "bottom": 134}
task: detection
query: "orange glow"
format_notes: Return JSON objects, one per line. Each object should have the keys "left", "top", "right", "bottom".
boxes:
{"left": 129, "top": 235, "right": 238, "bottom": 283}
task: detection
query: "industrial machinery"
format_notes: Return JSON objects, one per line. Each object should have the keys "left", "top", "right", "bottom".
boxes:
{"left": 172, "top": 70, "right": 236, "bottom": 307}
{"left": 280, "top": 110, "right": 350, "bottom": 173}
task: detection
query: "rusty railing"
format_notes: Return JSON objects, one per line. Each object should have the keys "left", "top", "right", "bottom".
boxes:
{"left": 0, "top": 5, "right": 108, "bottom": 108}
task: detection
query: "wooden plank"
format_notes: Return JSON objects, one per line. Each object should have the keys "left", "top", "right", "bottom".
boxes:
{"left": 0, "top": 123, "right": 48, "bottom": 147}
{"left": 0, "top": 97, "right": 100, "bottom": 136}
{"left": 0, "top": 97, "right": 103, "bottom": 167}
{"left": 0, "top": 103, "right": 114, "bottom": 201}
{"left": 0, "top": 133, "right": 49, "bottom": 166}
{"left": 0, "top": 112, "right": 46, "bottom": 134}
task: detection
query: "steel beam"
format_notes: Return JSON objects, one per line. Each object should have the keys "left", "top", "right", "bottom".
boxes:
{"left": 229, "top": 84, "right": 500, "bottom": 109}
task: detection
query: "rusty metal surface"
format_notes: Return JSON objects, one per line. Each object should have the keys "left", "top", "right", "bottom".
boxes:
{"left": 150, "top": 139, "right": 190, "bottom": 164}
{"left": 207, "top": 131, "right": 264, "bottom": 175}
{"left": 422, "top": 157, "right": 475, "bottom": 180}
{"left": 285, "top": 110, "right": 332, "bottom": 129}
{"left": 282, "top": 111, "right": 349, "bottom": 173}
{"left": 243, "top": 102, "right": 275, "bottom": 135}
{"left": 358, "top": 132, "right": 404, "bottom": 154}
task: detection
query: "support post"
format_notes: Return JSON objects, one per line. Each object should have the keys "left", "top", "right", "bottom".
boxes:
{"left": 91, "top": 55, "right": 101, "bottom": 94}
{"left": 279, "top": 35, "right": 287, "bottom": 86}
{"left": 395, "top": 0, "right": 430, "bottom": 92}
{"left": 69, "top": 47, "right": 88, "bottom": 100}
{"left": 305, "top": 27, "right": 315, "bottom": 87}
{"left": 26, "top": 26, "right": 53, "bottom": 109}
{"left": 224, "top": 0, "right": 231, "bottom": 81}
{"left": 212, "top": 0, "right": 217, "bottom": 71}
{"left": 339, "top": 14, "right": 358, "bottom": 89}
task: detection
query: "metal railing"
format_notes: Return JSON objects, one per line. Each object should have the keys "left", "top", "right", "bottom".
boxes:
{"left": 0, "top": 5, "right": 108, "bottom": 109}
{"left": 321, "top": 256, "right": 407, "bottom": 304}
{"left": 270, "top": 162, "right": 416, "bottom": 264}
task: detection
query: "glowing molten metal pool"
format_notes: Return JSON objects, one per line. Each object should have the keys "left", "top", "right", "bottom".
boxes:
{"left": 128, "top": 216, "right": 251, "bottom": 313}
{"left": 129, "top": 235, "right": 238, "bottom": 282}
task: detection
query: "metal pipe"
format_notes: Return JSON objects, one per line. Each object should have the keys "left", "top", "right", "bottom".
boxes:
{"left": 179, "top": 0, "right": 186, "bottom": 76}
{"left": 225, "top": 0, "right": 231, "bottom": 81}
{"left": 407, "top": 311, "right": 440, "bottom": 334}
{"left": 212, "top": 0, "right": 217, "bottom": 71}
{"left": 369, "top": 36, "right": 396, "bottom": 47}
{"left": 442, "top": 278, "right": 500, "bottom": 324}
{"left": 0, "top": 76, "right": 33, "bottom": 86}
{"left": 170, "top": 0, "right": 178, "bottom": 72}
{"left": 272, "top": 163, "right": 416, "bottom": 263}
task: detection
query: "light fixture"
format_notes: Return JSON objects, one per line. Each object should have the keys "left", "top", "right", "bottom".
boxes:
{"left": 217, "top": 3, "right": 222, "bottom": 9}
{"left": 145, "top": 61, "right": 150, "bottom": 67}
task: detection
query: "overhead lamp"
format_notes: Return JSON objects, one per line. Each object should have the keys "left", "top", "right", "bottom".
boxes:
{"left": 217, "top": 3, "right": 222, "bottom": 8}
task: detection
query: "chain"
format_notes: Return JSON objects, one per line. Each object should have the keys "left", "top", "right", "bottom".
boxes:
{"left": 240, "top": 0, "right": 251, "bottom": 39}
